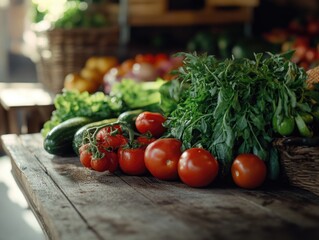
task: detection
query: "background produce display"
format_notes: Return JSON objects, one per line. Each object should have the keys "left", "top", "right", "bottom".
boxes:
{"left": 42, "top": 51, "right": 319, "bottom": 189}
{"left": 63, "top": 53, "right": 183, "bottom": 94}
{"left": 185, "top": 17, "right": 319, "bottom": 71}
{"left": 263, "top": 17, "right": 319, "bottom": 70}
{"left": 103, "top": 53, "right": 183, "bottom": 93}
{"left": 64, "top": 56, "right": 119, "bottom": 93}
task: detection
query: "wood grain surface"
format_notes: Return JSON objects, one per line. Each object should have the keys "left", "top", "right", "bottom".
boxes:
{"left": 1, "top": 134, "right": 319, "bottom": 240}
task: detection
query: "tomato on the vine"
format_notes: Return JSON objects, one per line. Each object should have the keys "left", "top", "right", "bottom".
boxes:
{"left": 91, "top": 155, "right": 110, "bottom": 172}
{"left": 96, "top": 125, "right": 123, "bottom": 142}
{"left": 79, "top": 143, "right": 90, "bottom": 155}
{"left": 136, "top": 136, "right": 156, "bottom": 149}
{"left": 178, "top": 148, "right": 219, "bottom": 188}
{"left": 118, "top": 147, "right": 147, "bottom": 175}
{"left": 80, "top": 150, "right": 92, "bottom": 168}
{"left": 107, "top": 151, "right": 119, "bottom": 173}
{"left": 231, "top": 154, "right": 267, "bottom": 189}
{"left": 135, "top": 112, "right": 166, "bottom": 138}
{"left": 96, "top": 131, "right": 127, "bottom": 151}
{"left": 144, "top": 138, "right": 182, "bottom": 180}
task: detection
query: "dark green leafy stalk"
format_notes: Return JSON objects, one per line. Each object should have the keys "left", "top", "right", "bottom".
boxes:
{"left": 165, "top": 52, "right": 308, "bottom": 178}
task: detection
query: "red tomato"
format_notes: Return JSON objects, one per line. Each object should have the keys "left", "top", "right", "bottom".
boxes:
{"left": 231, "top": 154, "right": 267, "bottom": 189}
{"left": 144, "top": 138, "right": 182, "bottom": 180}
{"left": 178, "top": 148, "right": 219, "bottom": 188}
{"left": 107, "top": 151, "right": 119, "bottom": 173}
{"left": 119, "top": 147, "right": 147, "bottom": 175}
{"left": 137, "top": 136, "right": 156, "bottom": 149}
{"left": 96, "top": 129, "right": 127, "bottom": 151}
{"left": 91, "top": 156, "right": 110, "bottom": 172}
{"left": 135, "top": 112, "right": 166, "bottom": 138}
{"left": 80, "top": 150, "right": 92, "bottom": 168}
{"left": 96, "top": 125, "right": 122, "bottom": 141}
{"left": 79, "top": 143, "right": 90, "bottom": 155}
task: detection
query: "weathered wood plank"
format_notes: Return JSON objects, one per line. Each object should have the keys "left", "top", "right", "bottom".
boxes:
{"left": 1, "top": 134, "right": 100, "bottom": 240}
{"left": 2, "top": 133, "right": 319, "bottom": 240}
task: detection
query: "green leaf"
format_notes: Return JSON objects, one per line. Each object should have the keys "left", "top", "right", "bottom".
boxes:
{"left": 237, "top": 115, "right": 248, "bottom": 131}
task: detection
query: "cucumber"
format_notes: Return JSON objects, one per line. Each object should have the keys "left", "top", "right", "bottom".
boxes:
{"left": 44, "top": 117, "right": 93, "bottom": 156}
{"left": 72, "top": 118, "right": 118, "bottom": 156}
{"left": 118, "top": 109, "right": 143, "bottom": 129}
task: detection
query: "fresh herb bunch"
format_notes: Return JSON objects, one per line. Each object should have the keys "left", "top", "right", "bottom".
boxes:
{"left": 164, "top": 52, "right": 309, "bottom": 177}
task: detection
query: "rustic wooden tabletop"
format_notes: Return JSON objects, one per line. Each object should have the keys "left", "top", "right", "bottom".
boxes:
{"left": 1, "top": 133, "right": 319, "bottom": 240}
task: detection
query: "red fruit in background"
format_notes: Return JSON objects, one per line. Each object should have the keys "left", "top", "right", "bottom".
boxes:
{"left": 305, "top": 48, "right": 319, "bottom": 63}
{"left": 307, "top": 19, "right": 319, "bottom": 35}
{"left": 288, "top": 18, "right": 304, "bottom": 34}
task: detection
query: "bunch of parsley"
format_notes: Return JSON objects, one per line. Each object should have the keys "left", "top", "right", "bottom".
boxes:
{"left": 164, "top": 52, "right": 307, "bottom": 177}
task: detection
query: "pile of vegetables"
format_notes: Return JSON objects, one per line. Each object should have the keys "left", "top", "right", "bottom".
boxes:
{"left": 103, "top": 53, "right": 183, "bottom": 93}
{"left": 163, "top": 51, "right": 319, "bottom": 177}
{"left": 41, "top": 79, "right": 165, "bottom": 137}
{"left": 42, "top": 51, "right": 319, "bottom": 189}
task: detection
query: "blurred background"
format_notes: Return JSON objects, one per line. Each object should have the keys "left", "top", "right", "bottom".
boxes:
{"left": 1, "top": 0, "right": 319, "bottom": 239}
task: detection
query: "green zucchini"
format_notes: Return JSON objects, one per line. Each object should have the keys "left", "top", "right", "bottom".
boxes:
{"left": 72, "top": 118, "right": 118, "bottom": 156}
{"left": 43, "top": 117, "right": 92, "bottom": 156}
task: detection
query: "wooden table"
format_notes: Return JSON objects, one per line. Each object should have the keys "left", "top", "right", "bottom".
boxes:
{"left": 1, "top": 133, "right": 319, "bottom": 240}
{"left": 0, "top": 83, "right": 55, "bottom": 135}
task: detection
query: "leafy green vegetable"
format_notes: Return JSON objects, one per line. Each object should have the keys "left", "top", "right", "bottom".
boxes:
{"left": 41, "top": 90, "right": 116, "bottom": 137}
{"left": 164, "top": 52, "right": 308, "bottom": 177}
{"left": 109, "top": 78, "right": 165, "bottom": 110}
{"left": 41, "top": 79, "right": 165, "bottom": 137}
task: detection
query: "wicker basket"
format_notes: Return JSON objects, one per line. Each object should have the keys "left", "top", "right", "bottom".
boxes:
{"left": 272, "top": 66, "right": 319, "bottom": 196}
{"left": 34, "top": 26, "right": 119, "bottom": 93}
{"left": 273, "top": 138, "right": 319, "bottom": 196}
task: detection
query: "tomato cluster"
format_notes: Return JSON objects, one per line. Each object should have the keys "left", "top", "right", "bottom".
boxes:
{"left": 78, "top": 111, "right": 267, "bottom": 189}
{"left": 78, "top": 112, "right": 166, "bottom": 175}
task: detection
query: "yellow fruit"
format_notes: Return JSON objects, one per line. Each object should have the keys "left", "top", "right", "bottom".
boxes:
{"left": 64, "top": 73, "right": 99, "bottom": 93}
{"left": 96, "top": 56, "right": 118, "bottom": 74}
{"left": 85, "top": 57, "right": 100, "bottom": 70}
{"left": 80, "top": 67, "right": 103, "bottom": 84}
